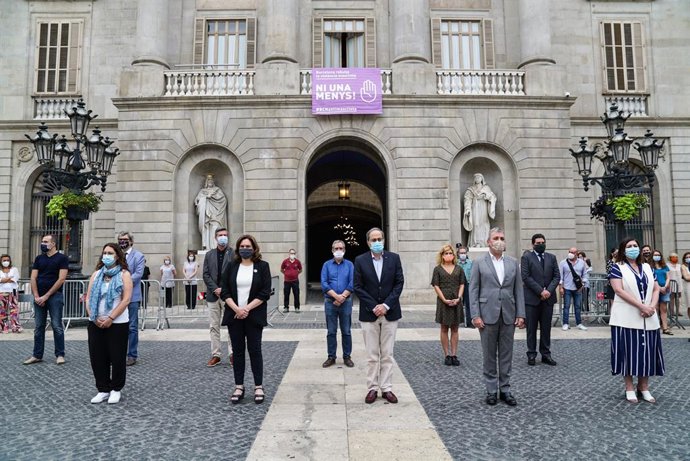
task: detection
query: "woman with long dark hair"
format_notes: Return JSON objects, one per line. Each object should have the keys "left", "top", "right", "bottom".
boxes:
{"left": 608, "top": 237, "right": 664, "bottom": 404}
{"left": 220, "top": 234, "right": 271, "bottom": 404}
{"left": 84, "top": 243, "right": 133, "bottom": 404}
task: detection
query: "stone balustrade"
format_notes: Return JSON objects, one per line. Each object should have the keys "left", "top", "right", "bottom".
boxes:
{"left": 436, "top": 70, "right": 525, "bottom": 95}
{"left": 300, "top": 69, "right": 393, "bottom": 95}
{"left": 604, "top": 95, "right": 648, "bottom": 117}
{"left": 164, "top": 68, "right": 255, "bottom": 96}
{"left": 33, "top": 97, "right": 82, "bottom": 120}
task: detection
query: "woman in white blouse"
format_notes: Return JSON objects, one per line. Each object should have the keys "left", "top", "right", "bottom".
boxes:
{"left": 0, "top": 254, "right": 21, "bottom": 333}
{"left": 220, "top": 234, "right": 272, "bottom": 405}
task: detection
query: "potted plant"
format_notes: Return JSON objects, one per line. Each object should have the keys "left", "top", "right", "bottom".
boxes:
{"left": 46, "top": 191, "right": 103, "bottom": 221}
{"left": 607, "top": 193, "right": 649, "bottom": 222}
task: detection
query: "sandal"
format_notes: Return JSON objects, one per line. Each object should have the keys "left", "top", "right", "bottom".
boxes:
{"left": 625, "top": 390, "right": 638, "bottom": 404}
{"left": 254, "top": 385, "right": 265, "bottom": 404}
{"left": 230, "top": 386, "right": 245, "bottom": 404}
{"left": 662, "top": 329, "right": 674, "bottom": 335}
{"left": 637, "top": 389, "right": 656, "bottom": 404}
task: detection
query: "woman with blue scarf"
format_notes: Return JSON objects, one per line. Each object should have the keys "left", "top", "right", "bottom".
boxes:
{"left": 85, "top": 243, "right": 133, "bottom": 405}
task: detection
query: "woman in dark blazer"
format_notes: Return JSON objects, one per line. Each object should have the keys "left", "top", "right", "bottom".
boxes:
{"left": 220, "top": 234, "right": 271, "bottom": 404}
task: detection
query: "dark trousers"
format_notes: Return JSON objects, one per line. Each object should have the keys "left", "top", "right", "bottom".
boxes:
{"left": 165, "top": 287, "right": 173, "bottom": 308}
{"left": 185, "top": 284, "right": 198, "bottom": 309}
{"left": 228, "top": 321, "right": 263, "bottom": 386}
{"left": 526, "top": 302, "right": 554, "bottom": 359}
{"left": 464, "top": 294, "right": 473, "bottom": 327}
{"left": 88, "top": 322, "right": 129, "bottom": 392}
{"left": 284, "top": 281, "right": 299, "bottom": 309}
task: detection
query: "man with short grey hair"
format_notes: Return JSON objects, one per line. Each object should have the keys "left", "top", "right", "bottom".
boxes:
{"left": 320, "top": 240, "right": 354, "bottom": 368}
{"left": 469, "top": 227, "right": 525, "bottom": 406}
{"left": 117, "top": 231, "right": 145, "bottom": 366}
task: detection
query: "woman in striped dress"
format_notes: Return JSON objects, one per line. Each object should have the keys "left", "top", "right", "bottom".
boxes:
{"left": 608, "top": 237, "right": 664, "bottom": 404}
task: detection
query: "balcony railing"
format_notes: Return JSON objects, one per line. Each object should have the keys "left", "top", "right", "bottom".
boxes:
{"left": 164, "top": 66, "right": 255, "bottom": 96}
{"left": 604, "top": 94, "right": 648, "bottom": 117}
{"left": 33, "top": 97, "right": 82, "bottom": 120}
{"left": 299, "top": 69, "right": 393, "bottom": 95}
{"left": 436, "top": 70, "right": 525, "bottom": 95}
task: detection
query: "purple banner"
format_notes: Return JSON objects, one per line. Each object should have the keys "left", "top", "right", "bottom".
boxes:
{"left": 311, "top": 68, "right": 382, "bottom": 115}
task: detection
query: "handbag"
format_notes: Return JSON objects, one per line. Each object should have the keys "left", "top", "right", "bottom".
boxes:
{"left": 566, "top": 260, "right": 584, "bottom": 290}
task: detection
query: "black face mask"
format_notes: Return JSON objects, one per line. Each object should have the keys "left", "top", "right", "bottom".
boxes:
{"left": 533, "top": 243, "right": 546, "bottom": 254}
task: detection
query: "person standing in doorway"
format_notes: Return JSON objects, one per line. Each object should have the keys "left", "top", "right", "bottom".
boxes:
{"left": 202, "top": 228, "right": 234, "bottom": 367}
{"left": 23, "top": 234, "right": 68, "bottom": 365}
{"left": 117, "top": 231, "right": 145, "bottom": 367}
{"left": 281, "top": 249, "right": 302, "bottom": 313}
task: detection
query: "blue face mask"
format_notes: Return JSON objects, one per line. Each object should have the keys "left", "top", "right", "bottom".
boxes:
{"left": 217, "top": 236, "right": 228, "bottom": 246}
{"left": 625, "top": 247, "right": 640, "bottom": 259}
{"left": 239, "top": 249, "right": 254, "bottom": 260}
{"left": 652, "top": 255, "right": 661, "bottom": 262}
{"left": 101, "top": 254, "right": 116, "bottom": 267}
{"left": 370, "top": 241, "right": 384, "bottom": 254}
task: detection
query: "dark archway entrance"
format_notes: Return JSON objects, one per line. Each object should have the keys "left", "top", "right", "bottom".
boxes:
{"left": 306, "top": 139, "right": 387, "bottom": 299}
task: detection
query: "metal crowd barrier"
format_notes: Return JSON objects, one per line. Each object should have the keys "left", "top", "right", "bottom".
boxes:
{"left": 668, "top": 279, "right": 685, "bottom": 330}
{"left": 554, "top": 273, "right": 610, "bottom": 326}
{"left": 152, "top": 278, "right": 208, "bottom": 330}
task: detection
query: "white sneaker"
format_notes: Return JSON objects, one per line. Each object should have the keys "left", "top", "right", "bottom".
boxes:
{"left": 108, "top": 391, "right": 121, "bottom": 404}
{"left": 562, "top": 324, "right": 569, "bottom": 331}
{"left": 91, "top": 392, "right": 110, "bottom": 404}
{"left": 577, "top": 324, "right": 588, "bottom": 331}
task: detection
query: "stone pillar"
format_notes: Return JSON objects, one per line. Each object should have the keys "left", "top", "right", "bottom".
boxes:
{"left": 132, "top": 0, "right": 169, "bottom": 68}
{"left": 254, "top": 0, "right": 300, "bottom": 94}
{"left": 517, "top": 0, "right": 563, "bottom": 96}
{"left": 389, "top": 0, "right": 436, "bottom": 94}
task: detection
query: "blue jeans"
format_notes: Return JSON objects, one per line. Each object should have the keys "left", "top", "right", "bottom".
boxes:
{"left": 127, "top": 302, "right": 140, "bottom": 359}
{"left": 33, "top": 294, "right": 65, "bottom": 359}
{"left": 563, "top": 289, "right": 582, "bottom": 326}
{"left": 325, "top": 298, "right": 352, "bottom": 358}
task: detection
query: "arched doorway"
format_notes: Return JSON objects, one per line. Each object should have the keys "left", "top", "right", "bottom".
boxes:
{"left": 305, "top": 139, "right": 387, "bottom": 298}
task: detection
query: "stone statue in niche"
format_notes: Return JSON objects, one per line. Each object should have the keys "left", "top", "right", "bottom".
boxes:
{"left": 195, "top": 174, "right": 228, "bottom": 250}
{"left": 463, "top": 173, "right": 497, "bottom": 247}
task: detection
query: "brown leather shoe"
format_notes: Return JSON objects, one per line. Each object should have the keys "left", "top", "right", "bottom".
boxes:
{"left": 207, "top": 356, "right": 221, "bottom": 367}
{"left": 126, "top": 357, "right": 137, "bottom": 366}
{"left": 365, "top": 390, "right": 378, "bottom": 404}
{"left": 382, "top": 391, "right": 398, "bottom": 404}
{"left": 322, "top": 357, "right": 336, "bottom": 368}
{"left": 343, "top": 357, "right": 354, "bottom": 368}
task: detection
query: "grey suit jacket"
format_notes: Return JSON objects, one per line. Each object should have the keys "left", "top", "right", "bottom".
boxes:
{"left": 202, "top": 247, "right": 234, "bottom": 302}
{"left": 469, "top": 252, "right": 526, "bottom": 325}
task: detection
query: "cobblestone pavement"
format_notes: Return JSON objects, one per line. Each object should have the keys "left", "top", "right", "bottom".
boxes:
{"left": 396, "top": 338, "right": 690, "bottom": 461}
{"left": 1, "top": 340, "right": 297, "bottom": 461}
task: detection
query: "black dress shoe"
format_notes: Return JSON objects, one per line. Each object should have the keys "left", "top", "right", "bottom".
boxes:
{"left": 444, "top": 355, "right": 452, "bottom": 366}
{"left": 542, "top": 356, "right": 557, "bottom": 366}
{"left": 527, "top": 357, "right": 536, "bottom": 366}
{"left": 322, "top": 357, "right": 336, "bottom": 368}
{"left": 451, "top": 356, "right": 460, "bottom": 366}
{"left": 485, "top": 393, "right": 498, "bottom": 405}
{"left": 499, "top": 392, "right": 517, "bottom": 406}
{"left": 343, "top": 357, "right": 354, "bottom": 368}
{"left": 365, "top": 390, "right": 378, "bottom": 404}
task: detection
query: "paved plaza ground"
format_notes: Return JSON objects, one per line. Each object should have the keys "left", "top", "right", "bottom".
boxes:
{"left": 2, "top": 305, "right": 689, "bottom": 460}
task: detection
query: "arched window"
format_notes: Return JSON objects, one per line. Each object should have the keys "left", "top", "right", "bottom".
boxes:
{"left": 29, "top": 175, "right": 69, "bottom": 263}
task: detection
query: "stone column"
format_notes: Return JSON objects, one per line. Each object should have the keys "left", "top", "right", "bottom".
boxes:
{"left": 517, "top": 0, "right": 563, "bottom": 96}
{"left": 389, "top": 0, "right": 436, "bottom": 94}
{"left": 120, "top": 0, "right": 169, "bottom": 97}
{"left": 254, "top": 0, "right": 300, "bottom": 94}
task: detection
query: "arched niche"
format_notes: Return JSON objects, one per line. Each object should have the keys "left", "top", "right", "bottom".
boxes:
{"left": 173, "top": 145, "right": 244, "bottom": 256}
{"left": 449, "top": 144, "right": 520, "bottom": 256}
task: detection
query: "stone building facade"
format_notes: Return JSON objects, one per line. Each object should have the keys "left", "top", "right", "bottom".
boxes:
{"left": 1, "top": 0, "right": 688, "bottom": 303}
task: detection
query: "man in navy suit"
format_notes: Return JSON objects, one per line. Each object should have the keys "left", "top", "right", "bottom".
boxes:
{"left": 521, "top": 233, "right": 560, "bottom": 366}
{"left": 354, "top": 228, "right": 404, "bottom": 404}
{"left": 118, "top": 231, "right": 145, "bottom": 366}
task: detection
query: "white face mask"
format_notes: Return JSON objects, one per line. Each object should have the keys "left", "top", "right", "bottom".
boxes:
{"left": 1, "top": 261, "right": 9, "bottom": 268}
{"left": 333, "top": 250, "right": 345, "bottom": 260}
{"left": 188, "top": 256, "right": 194, "bottom": 262}
{"left": 567, "top": 252, "right": 576, "bottom": 260}
{"left": 490, "top": 240, "right": 506, "bottom": 252}
{"left": 164, "top": 260, "right": 171, "bottom": 265}
{"left": 289, "top": 254, "right": 295, "bottom": 261}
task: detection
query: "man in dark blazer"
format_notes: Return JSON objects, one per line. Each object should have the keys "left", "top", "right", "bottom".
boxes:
{"left": 469, "top": 228, "right": 525, "bottom": 406}
{"left": 521, "top": 233, "right": 560, "bottom": 366}
{"left": 202, "top": 227, "right": 234, "bottom": 367}
{"left": 354, "top": 227, "right": 405, "bottom": 404}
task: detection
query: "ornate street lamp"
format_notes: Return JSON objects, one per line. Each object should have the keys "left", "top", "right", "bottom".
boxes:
{"left": 570, "top": 103, "right": 664, "bottom": 246}
{"left": 25, "top": 100, "right": 119, "bottom": 278}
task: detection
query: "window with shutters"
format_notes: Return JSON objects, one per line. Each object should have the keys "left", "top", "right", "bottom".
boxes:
{"left": 193, "top": 18, "right": 256, "bottom": 68}
{"left": 34, "top": 21, "right": 83, "bottom": 94}
{"left": 313, "top": 17, "right": 376, "bottom": 68}
{"left": 601, "top": 21, "right": 646, "bottom": 93}
{"left": 431, "top": 18, "right": 494, "bottom": 69}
